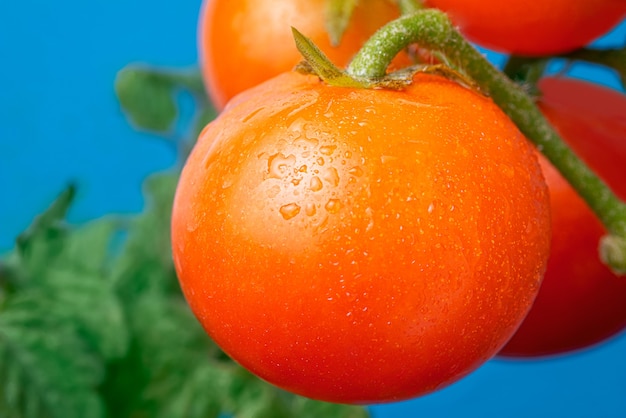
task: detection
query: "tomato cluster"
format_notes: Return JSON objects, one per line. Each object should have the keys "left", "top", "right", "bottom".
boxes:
{"left": 174, "top": 0, "right": 626, "bottom": 404}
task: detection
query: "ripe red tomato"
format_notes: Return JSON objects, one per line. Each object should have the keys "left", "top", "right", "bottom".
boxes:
{"left": 500, "top": 77, "right": 626, "bottom": 358}
{"left": 171, "top": 71, "right": 551, "bottom": 403}
{"left": 198, "top": 0, "right": 409, "bottom": 110}
{"left": 424, "top": 0, "right": 626, "bottom": 55}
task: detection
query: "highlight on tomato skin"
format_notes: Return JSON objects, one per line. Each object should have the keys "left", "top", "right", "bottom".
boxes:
{"left": 499, "top": 77, "right": 626, "bottom": 358}
{"left": 198, "top": 0, "right": 411, "bottom": 110}
{"left": 171, "top": 70, "right": 552, "bottom": 403}
{"left": 423, "top": 0, "right": 626, "bottom": 55}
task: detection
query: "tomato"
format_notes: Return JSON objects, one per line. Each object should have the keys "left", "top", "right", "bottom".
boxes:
{"left": 424, "top": 0, "right": 626, "bottom": 55}
{"left": 198, "top": 0, "right": 409, "bottom": 110}
{"left": 171, "top": 71, "right": 551, "bottom": 403}
{"left": 499, "top": 77, "right": 626, "bottom": 358}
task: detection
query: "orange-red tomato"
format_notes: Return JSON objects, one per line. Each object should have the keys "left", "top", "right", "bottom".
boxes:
{"left": 171, "top": 71, "right": 551, "bottom": 403}
{"left": 499, "top": 77, "right": 626, "bottom": 358}
{"left": 198, "top": 0, "right": 409, "bottom": 110}
{"left": 424, "top": 0, "right": 626, "bottom": 55}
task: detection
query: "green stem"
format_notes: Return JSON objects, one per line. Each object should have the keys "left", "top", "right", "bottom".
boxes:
{"left": 502, "top": 56, "right": 549, "bottom": 87}
{"left": 347, "top": 10, "right": 626, "bottom": 274}
{"left": 559, "top": 47, "right": 626, "bottom": 88}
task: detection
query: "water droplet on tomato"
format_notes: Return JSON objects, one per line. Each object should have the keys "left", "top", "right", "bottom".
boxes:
{"left": 322, "top": 167, "right": 340, "bottom": 187}
{"left": 500, "top": 164, "right": 515, "bottom": 179}
{"left": 279, "top": 203, "right": 301, "bottom": 220}
{"left": 268, "top": 153, "right": 296, "bottom": 179}
{"left": 305, "top": 203, "right": 316, "bottom": 216}
{"left": 186, "top": 219, "right": 199, "bottom": 232}
{"left": 325, "top": 199, "right": 342, "bottom": 214}
{"left": 222, "top": 178, "right": 234, "bottom": 189}
{"left": 319, "top": 145, "right": 337, "bottom": 156}
{"left": 288, "top": 117, "right": 306, "bottom": 132}
{"left": 348, "top": 166, "right": 364, "bottom": 177}
{"left": 309, "top": 176, "right": 323, "bottom": 192}
{"left": 365, "top": 208, "right": 375, "bottom": 232}
{"left": 380, "top": 155, "right": 398, "bottom": 164}
{"left": 242, "top": 107, "right": 265, "bottom": 123}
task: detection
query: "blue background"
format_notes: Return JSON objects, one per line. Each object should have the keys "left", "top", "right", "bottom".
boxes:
{"left": 1, "top": 1, "right": 625, "bottom": 416}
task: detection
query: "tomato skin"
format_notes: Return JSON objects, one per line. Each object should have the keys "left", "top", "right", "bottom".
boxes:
{"left": 171, "top": 72, "right": 551, "bottom": 403}
{"left": 424, "top": 0, "right": 626, "bottom": 55}
{"left": 199, "top": 0, "right": 408, "bottom": 110}
{"left": 500, "top": 77, "right": 626, "bottom": 358}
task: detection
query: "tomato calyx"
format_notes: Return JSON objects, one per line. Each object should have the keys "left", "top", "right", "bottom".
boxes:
{"left": 292, "top": 26, "right": 410, "bottom": 88}
{"left": 292, "top": 26, "right": 478, "bottom": 91}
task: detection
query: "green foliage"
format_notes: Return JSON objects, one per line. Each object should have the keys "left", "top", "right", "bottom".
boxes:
{"left": 114, "top": 65, "right": 216, "bottom": 142}
{"left": 0, "top": 187, "right": 110, "bottom": 418}
{"left": 115, "top": 67, "right": 179, "bottom": 132}
{"left": 0, "top": 66, "right": 370, "bottom": 418}
{"left": 0, "top": 295, "right": 105, "bottom": 418}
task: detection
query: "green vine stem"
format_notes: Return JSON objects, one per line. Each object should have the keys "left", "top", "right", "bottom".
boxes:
{"left": 502, "top": 56, "right": 549, "bottom": 87}
{"left": 559, "top": 47, "right": 626, "bottom": 87}
{"left": 345, "top": 9, "right": 626, "bottom": 274}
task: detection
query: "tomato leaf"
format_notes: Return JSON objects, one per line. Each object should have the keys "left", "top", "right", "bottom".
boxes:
{"left": 100, "top": 292, "right": 225, "bottom": 417}
{"left": 225, "top": 369, "right": 293, "bottom": 418}
{"left": 115, "top": 66, "right": 179, "bottom": 133}
{"left": 0, "top": 294, "right": 105, "bottom": 418}
{"left": 54, "top": 216, "right": 124, "bottom": 274}
{"left": 4, "top": 187, "right": 130, "bottom": 362}
{"left": 325, "top": 0, "right": 358, "bottom": 46}
{"left": 148, "top": 363, "right": 225, "bottom": 418}
{"left": 36, "top": 267, "right": 129, "bottom": 361}
{"left": 14, "top": 183, "right": 76, "bottom": 283}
